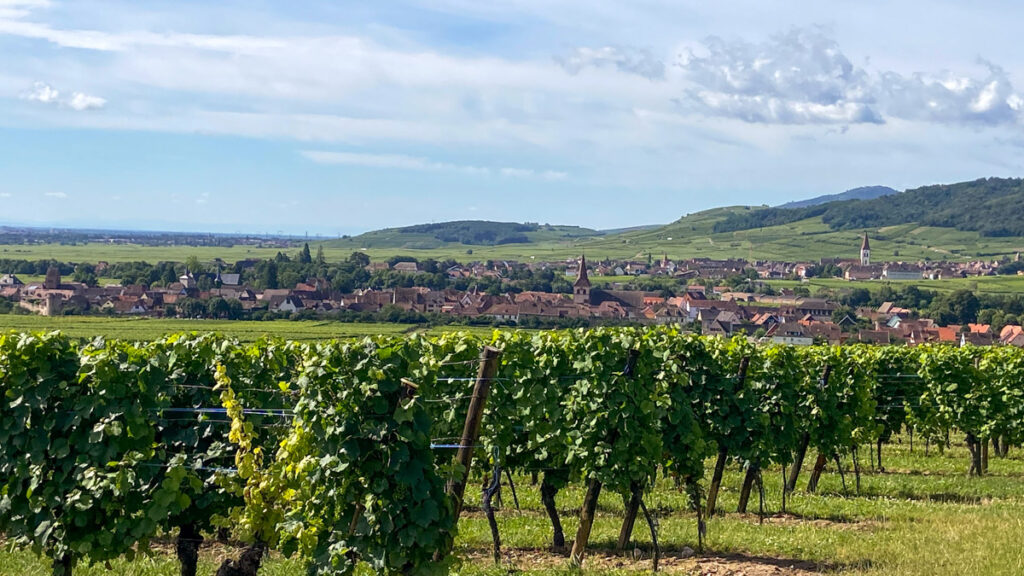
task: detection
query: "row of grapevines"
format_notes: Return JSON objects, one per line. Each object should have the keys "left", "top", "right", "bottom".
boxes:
{"left": 5, "top": 328, "right": 1024, "bottom": 574}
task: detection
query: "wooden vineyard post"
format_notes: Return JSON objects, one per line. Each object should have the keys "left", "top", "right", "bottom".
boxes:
{"left": 448, "top": 346, "right": 501, "bottom": 521}
{"left": 435, "top": 346, "right": 501, "bottom": 562}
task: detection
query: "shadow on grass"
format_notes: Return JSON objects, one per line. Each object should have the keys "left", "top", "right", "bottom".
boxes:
{"left": 874, "top": 467, "right": 1024, "bottom": 479}
{"left": 816, "top": 488, "right": 986, "bottom": 505}
{"left": 522, "top": 539, "right": 872, "bottom": 573}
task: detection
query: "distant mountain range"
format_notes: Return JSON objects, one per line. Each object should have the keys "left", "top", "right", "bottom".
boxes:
{"left": 777, "top": 185, "right": 899, "bottom": 209}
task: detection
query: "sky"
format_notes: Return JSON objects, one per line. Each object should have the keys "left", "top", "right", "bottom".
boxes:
{"left": 2, "top": 1, "right": 1024, "bottom": 235}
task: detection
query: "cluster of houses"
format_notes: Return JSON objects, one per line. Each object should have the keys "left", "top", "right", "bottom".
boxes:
{"left": 2, "top": 253, "right": 1022, "bottom": 348}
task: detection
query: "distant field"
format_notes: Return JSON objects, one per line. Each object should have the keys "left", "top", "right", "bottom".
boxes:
{"left": 5, "top": 209, "right": 1024, "bottom": 266}
{"left": 765, "top": 274, "right": 1024, "bottom": 296}
{"left": 0, "top": 243, "right": 348, "bottom": 264}
{"left": 0, "top": 316, "right": 415, "bottom": 341}
{"left": 0, "top": 315, "right": 517, "bottom": 342}
{"left": 8, "top": 274, "right": 120, "bottom": 287}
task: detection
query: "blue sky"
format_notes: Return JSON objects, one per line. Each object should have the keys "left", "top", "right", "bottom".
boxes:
{"left": 3, "top": 1, "right": 1024, "bottom": 235}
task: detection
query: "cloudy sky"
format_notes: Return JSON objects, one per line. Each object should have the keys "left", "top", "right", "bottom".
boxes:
{"left": 2, "top": 0, "right": 1024, "bottom": 235}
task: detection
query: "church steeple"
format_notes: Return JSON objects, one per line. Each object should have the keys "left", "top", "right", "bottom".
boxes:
{"left": 860, "top": 233, "right": 871, "bottom": 266}
{"left": 573, "top": 255, "right": 591, "bottom": 304}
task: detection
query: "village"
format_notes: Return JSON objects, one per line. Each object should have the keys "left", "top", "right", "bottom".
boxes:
{"left": 1, "top": 234, "right": 1022, "bottom": 348}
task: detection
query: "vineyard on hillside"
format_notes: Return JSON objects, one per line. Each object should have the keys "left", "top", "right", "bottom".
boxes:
{"left": 2, "top": 328, "right": 1024, "bottom": 575}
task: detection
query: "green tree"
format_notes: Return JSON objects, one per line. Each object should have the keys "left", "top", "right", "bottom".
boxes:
{"left": 348, "top": 251, "right": 370, "bottom": 267}
{"left": 298, "top": 243, "right": 312, "bottom": 264}
{"left": 184, "top": 255, "right": 202, "bottom": 273}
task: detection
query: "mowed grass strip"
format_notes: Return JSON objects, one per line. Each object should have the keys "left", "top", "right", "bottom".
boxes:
{"left": 3, "top": 435, "right": 1024, "bottom": 574}
{"left": 0, "top": 315, "right": 415, "bottom": 341}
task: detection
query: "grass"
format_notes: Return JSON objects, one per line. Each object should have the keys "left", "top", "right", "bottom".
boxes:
{"left": 0, "top": 315, "right": 416, "bottom": 341}
{"left": 3, "top": 435, "right": 1024, "bottom": 575}
{"left": 764, "top": 274, "right": 1024, "bottom": 297}
{"left": 4, "top": 208, "right": 1024, "bottom": 265}
{"left": 0, "top": 315, "right": 514, "bottom": 342}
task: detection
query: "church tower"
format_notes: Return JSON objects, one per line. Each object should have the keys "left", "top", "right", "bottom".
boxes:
{"left": 860, "top": 233, "right": 871, "bottom": 266}
{"left": 573, "top": 254, "right": 591, "bottom": 305}
{"left": 43, "top": 266, "right": 61, "bottom": 290}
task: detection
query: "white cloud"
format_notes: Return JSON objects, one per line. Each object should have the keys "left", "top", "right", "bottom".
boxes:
{"left": 302, "top": 150, "right": 490, "bottom": 175}
{"left": 0, "top": 17, "right": 284, "bottom": 52}
{"left": 23, "top": 80, "right": 58, "bottom": 103}
{"left": 558, "top": 46, "right": 665, "bottom": 80}
{"left": 877, "top": 61, "right": 1022, "bottom": 125}
{"left": 0, "top": 0, "right": 49, "bottom": 20}
{"left": 499, "top": 167, "right": 568, "bottom": 180}
{"left": 67, "top": 92, "right": 105, "bottom": 111}
{"left": 676, "top": 28, "right": 1024, "bottom": 126}
{"left": 0, "top": 192, "right": 11, "bottom": 198}
{"left": 676, "top": 28, "right": 882, "bottom": 125}
{"left": 302, "top": 150, "right": 566, "bottom": 180}
{"left": 21, "top": 81, "right": 105, "bottom": 111}
{"left": 43, "top": 191, "right": 67, "bottom": 198}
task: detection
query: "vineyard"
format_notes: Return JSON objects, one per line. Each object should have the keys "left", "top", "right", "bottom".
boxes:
{"left": 2, "top": 328, "right": 1024, "bottom": 575}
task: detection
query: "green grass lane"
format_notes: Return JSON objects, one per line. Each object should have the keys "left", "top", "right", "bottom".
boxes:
{"left": 3, "top": 435, "right": 1024, "bottom": 574}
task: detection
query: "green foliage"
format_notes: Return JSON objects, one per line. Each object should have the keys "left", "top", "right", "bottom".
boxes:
{"left": 221, "top": 337, "right": 458, "bottom": 576}
{"left": 799, "top": 346, "right": 878, "bottom": 456}
{"left": 561, "top": 328, "right": 664, "bottom": 496}
{"left": 5, "top": 327, "right": 1024, "bottom": 575}
{"left": 714, "top": 177, "right": 1024, "bottom": 237}
{"left": 917, "top": 345, "right": 994, "bottom": 439}
{"left": 871, "top": 346, "right": 922, "bottom": 442}
{"left": 0, "top": 334, "right": 174, "bottom": 574}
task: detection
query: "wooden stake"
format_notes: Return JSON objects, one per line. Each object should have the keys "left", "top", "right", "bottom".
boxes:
{"left": 435, "top": 347, "right": 501, "bottom": 563}
{"left": 447, "top": 346, "right": 501, "bottom": 521}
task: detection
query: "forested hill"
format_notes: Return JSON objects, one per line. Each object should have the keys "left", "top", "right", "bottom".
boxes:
{"left": 777, "top": 185, "right": 898, "bottom": 209}
{"left": 339, "top": 220, "right": 600, "bottom": 248}
{"left": 714, "top": 178, "right": 1024, "bottom": 237}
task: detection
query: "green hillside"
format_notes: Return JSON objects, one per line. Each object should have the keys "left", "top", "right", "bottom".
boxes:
{"left": 716, "top": 177, "right": 1024, "bottom": 237}
{"left": 3, "top": 179, "right": 1024, "bottom": 265}
{"left": 324, "top": 220, "right": 600, "bottom": 251}
{"left": 311, "top": 206, "right": 1024, "bottom": 263}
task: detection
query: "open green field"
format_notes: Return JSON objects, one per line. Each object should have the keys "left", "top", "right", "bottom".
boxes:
{"left": 3, "top": 436, "right": 1023, "bottom": 575}
{"left": 765, "top": 274, "right": 1024, "bottom": 297}
{"left": 0, "top": 315, "right": 510, "bottom": 341}
{"left": 0, "top": 243, "right": 344, "bottom": 265}
{"left": 0, "top": 316, "right": 415, "bottom": 341}
{"left": 5, "top": 208, "right": 1024, "bottom": 265}
{"left": 4, "top": 274, "right": 121, "bottom": 287}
